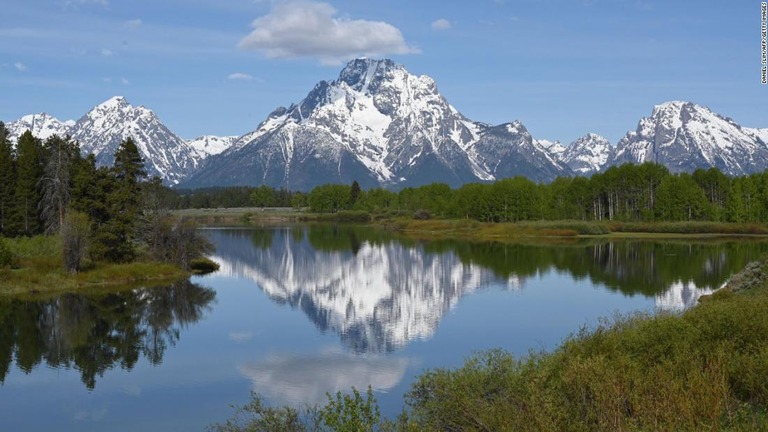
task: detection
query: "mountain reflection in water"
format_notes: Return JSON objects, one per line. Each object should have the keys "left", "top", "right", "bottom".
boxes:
{"left": 204, "top": 226, "right": 767, "bottom": 354}
{"left": 0, "top": 280, "right": 215, "bottom": 389}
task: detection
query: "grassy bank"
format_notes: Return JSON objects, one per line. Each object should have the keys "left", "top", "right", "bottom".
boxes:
{"left": 213, "top": 254, "right": 768, "bottom": 431}
{"left": 378, "top": 218, "right": 768, "bottom": 242}
{"left": 404, "top": 262, "right": 768, "bottom": 431}
{"left": 0, "top": 235, "right": 189, "bottom": 296}
{"left": 175, "top": 207, "right": 768, "bottom": 239}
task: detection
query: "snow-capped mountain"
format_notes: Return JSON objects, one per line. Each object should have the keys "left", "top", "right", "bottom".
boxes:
{"left": 6, "top": 113, "right": 74, "bottom": 143}
{"left": 609, "top": 101, "right": 768, "bottom": 176}
{"left": 186, "top": 135, "right": 237, "bottom": 159}
{"left": 560, "top": 133, "right": 614, "bottom": 175}
{"left": 69, "top": 96, "right": 201, "bottom": 184}
{"left": 537, "top": 139, "right": 565, "bottom": 157}
{"left": 182, "top": 58, "right": 571, "bottom": 190}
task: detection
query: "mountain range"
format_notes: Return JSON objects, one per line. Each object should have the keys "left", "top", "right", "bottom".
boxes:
{"left": 4, "top": 59, "right": 767, "bottom": 189}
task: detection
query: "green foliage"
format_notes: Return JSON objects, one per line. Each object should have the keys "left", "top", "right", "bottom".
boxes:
{"left": 406, "top": 284, "right": 768, "bottom": 431}
{"left": 656, "top": 173, "right": 708, "bottom": 221}
{"left": 320, "top": 386, "right": 381, "bottom": 432}
{"left": 13, "top": 131, "right": 43, "bottom": 235}
{"left": 0, "top": 122, "right": 15, "bottom": 235}
{"left": 0, "top": 237, "right": 16, "bottom": 268}
{"left": 143, "top": 213, "right": 213, "bottom": 270}
{"left": 250, "top": 185, "right": 276, "bottom": 208}
{"left": 349, "top": 180, "right": 361, "bottom": 206}
{"left": 207, "top": 392, "right": 306, "bottom": 432}
{"left": 189, "top": 257, "right": 220, "bottom": 274}
{"left": 60, "top": 210, "right": 90, "bottom": 273}
{"left": 309, "top": 184, "right": 351, "bottom": 213}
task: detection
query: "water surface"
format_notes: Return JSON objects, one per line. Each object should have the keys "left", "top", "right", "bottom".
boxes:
{"left": 1, "top": 225, "right": 765, "bottom": 430}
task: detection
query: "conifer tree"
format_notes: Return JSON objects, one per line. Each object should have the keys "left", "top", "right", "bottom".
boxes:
{"left": 0, "top": 122, "right": 15, "bottom": 234}
{"left": 13, "top": 131, "right": 43, "bottom": 235}
{"left": 100, "top": 138, "right": 147, "bottom": 262}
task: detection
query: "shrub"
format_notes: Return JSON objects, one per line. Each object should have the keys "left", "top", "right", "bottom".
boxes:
{"left": 190, "top": 257, "right": 220, "bottom": 274}
{"left": 61, "top": 210, "right": 90, "bottom": 273}
{"left": 0, "top": 237, "right": 16, "bottom": 268}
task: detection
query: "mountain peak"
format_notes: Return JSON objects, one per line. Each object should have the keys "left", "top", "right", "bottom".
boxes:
{"left": 336, "top": 58, "right": 400, "bottom": 93}
{"left": 100, "top": 95, "right": 129, "bottom": 108}
{"left": 560, "top": 132, "right": 613, "bottom": 175}
{"left": 611, "top": 101, "right": 768, "bottom": 176}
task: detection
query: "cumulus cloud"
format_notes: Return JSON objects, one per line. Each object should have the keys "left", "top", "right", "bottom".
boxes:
{"left": 431, "top": 18, "right": 452, "bottom": 31}
{"left": 101, "top": 48, "right": 113, "bottom": 56}
{"left": 227, "top": 72, "right": 254, "bottom": 81}
{"left": 14, "top": 62, "right": 27, "bottom": 71}
{"left": 238, "top": 0, "right": 417, "bottom": 64}
{"left": 239, "top": 351, "right": 411, "bottom": 406}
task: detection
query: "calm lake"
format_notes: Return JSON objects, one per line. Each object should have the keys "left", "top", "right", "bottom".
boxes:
{"left": 1, "top": 225, "right": 766, "bottom": 431}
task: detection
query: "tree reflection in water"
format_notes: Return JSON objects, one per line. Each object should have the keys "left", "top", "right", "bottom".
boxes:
{"left": 0, "top": 280, "right": 215, "bottom": 389}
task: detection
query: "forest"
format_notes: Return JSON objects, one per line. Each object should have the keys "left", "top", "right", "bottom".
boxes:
{"left": 174, "top": 163, "right": 768, "bottom": 224}
{"left": 0, "top": 124, "right": 207, "bottom": 275}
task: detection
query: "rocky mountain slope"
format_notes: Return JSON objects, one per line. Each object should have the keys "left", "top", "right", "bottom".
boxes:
{"left": 181, "top": 58, "right": 572, "bottom": 190}
{"left": 609, "top": 101, "right": 768, "bottom": 176}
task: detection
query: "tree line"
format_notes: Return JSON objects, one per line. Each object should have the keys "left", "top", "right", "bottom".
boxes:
{"left": 302, "top": 164, "right": 768, "bottom": 223}
{"left": 0, "top": 124, "right": 209, "bottom": 273}
{"left": 142, "top": 162, "right": 768, "bottom": 224}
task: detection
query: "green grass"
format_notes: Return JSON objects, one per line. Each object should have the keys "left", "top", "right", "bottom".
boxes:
{"left": 0, "top": 235, "right": 189, "bottom": 296}
{"left": 404, "top": 259, "right": 768, "bottom": 431}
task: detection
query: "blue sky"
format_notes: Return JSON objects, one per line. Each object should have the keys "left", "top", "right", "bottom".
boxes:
{"left": 0, "top": 0, "right": 764, "bottom": 144}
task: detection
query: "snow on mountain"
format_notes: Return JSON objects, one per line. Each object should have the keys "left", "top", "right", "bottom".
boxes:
{"left": 744, "top": 127, "right": 768, "bottom": 146}
{"left": 609, "top": 101, "right": 768, "bottom": 176}
{"left": 186, "top": 135, "right": 237, "bottom": 158}
{"left": 182, "top": 58, "right": 571, "bottom": 190}
{"left": 69, "top": 96, "right": 201, "bottom": 185}
{"left": 6, "top": 113, "right": 74, "bottom": 143}
{"left": 537, "top": 139, "right": 565, "bottom": 156}
{"left": 560, "top": 133, "right": 613, "bottom": 175}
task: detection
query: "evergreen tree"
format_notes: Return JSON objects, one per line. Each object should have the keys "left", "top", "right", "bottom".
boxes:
{"left": 13, "top": 131, "right": 43, "bottom": 235}
{"left": 349, "top": 180, "right": 361, "bottom": 206}
{"left": 0, "top": 122, "right": 15, "bottom": 234}
{"left": 100, "top": 138, "right": 147, "bottom": 262}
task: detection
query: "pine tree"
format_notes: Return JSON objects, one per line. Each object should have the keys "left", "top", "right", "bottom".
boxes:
{"left": 101, "top": 138, "right": 147, "bottom": 262}
{"left": 13, "top": 131, "right": 43, "bottom": 235}
{"left": 0, "top": 122, "right": 15, "bottom": 234}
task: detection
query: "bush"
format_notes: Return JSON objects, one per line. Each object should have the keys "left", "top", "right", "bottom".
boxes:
{"left": 190, "top": 257, "right": 220, "bottom": 274}
{"left": 61, "top": 210, "right": 90, "bottom": 273}
{"left": 0, "top": 237, "right": 16, "bottom": 268}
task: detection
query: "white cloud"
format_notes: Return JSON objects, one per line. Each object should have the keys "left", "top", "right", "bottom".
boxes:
{"left": 238, "top": 0, "right": 418, "bottom": 64}
{"left": 124, "top": 19, "right": 143, "bottom": 28}
{"left": 239, "top": 352, "right": 410, "bottom": 406}
{"left": 431, "top": 18, "right": 452, "bottom": 31}
{"left": 121, "top": 77, "right": 130, "bottom": 85}
{"left": 227, "top": 72, "right": 254, "bottom": 81}
{"left": 101, "top": 48, "right": 113, "bottom": 56}
{"left": 14, "top": 62, "right": 27, "bottom": 71}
